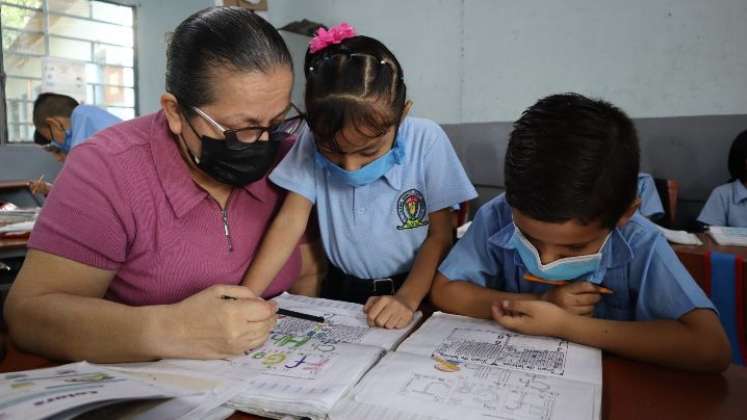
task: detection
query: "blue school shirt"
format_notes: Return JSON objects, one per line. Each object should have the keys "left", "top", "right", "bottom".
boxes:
{"left": 270, "top": 117, "right": 477, "bottom": 279}
{"left": 637, "top": 173, "right": 664, "bottom": 219}
{"left": 69, "top": 105, "right": 122, "bottom": 150}
{"left": 439, "top": 194, "right": 715, "bottom": 321}
{"left": 697, "top": 181, "right": 747, "bottom": 227}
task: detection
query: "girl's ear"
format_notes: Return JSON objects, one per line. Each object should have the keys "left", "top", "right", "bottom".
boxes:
{"left": 402, "top": 100, "right": 413, "bottom": 119}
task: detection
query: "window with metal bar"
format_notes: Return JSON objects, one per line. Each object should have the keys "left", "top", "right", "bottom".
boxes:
{"left": 1, "top": 0, "right": 136, "bottom": 144}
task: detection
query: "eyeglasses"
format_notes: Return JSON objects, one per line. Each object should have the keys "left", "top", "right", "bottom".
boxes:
{"left": 190, "top": 103, "right": 305, "bottom": 149}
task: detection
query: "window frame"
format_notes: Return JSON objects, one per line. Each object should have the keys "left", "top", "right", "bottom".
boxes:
{"left": 0, "top": 0, "right": 138, "bottom": 145}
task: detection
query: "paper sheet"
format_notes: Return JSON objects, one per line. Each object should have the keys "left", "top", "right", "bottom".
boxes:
{"left": 273, "top": 292, "right": 422, "bottom": 350}
{"left": 330, "top": 352, "right": 599, "bottom": 420}
{"left": 331, "top": 312, "right": 602, "bottom": 420}
{"left": 103, "top": 362, "right": 245, "bottom": 420}
{"left": 397, "top": 312, "right": 601, "bottom": 385}
{"left": 0, "top": 362, "right": 193, "bottom": 420}
{"left": 162, "top": 339, "right": 382, "bottom": 419}
{"left": 656, "top": 225, "right": 703, "bottom": 246}
{"left": 708, "top": 226, "right": 747, "bottom": 246}
{"left": 153, "top": 293, "right": 406, "bottom": 419}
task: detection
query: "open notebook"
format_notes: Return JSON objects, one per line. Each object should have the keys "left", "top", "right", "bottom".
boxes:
{"left": 118, "top": 293, "right": 422, "bottom": 419}
{"left": 330, "top": 312, "right": 602, "bottom": 420}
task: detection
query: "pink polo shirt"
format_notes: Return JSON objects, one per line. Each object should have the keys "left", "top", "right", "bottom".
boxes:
{"left": 28, "top": 111, "right": 301, "bottom": 305}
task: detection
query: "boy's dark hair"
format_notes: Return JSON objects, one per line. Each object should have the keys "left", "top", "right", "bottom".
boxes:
{"left": 303, "top": 35, "right": 406, "bottom": 151}
{"left": 32, "top": 93, "right": 79, "bottom": 144}
{"left": 505, "top": 93, "right": 640, "bottom": 229}
{"left": 166, "top": 6, "right": 291, "bottom": 114}
{"left": 727, "top": 129, "right": 747, "bottom": 183}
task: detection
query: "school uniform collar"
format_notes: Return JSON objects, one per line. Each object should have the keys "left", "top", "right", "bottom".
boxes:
{"left": 486, "top": 218, "right": 634, "bottom": 280}
{"left": 381, "top": 125, "right": 408, "bottom": 191}
{"left": 733, "top": 180, "right": 747, "bottom": 204}
{"left": 151, "top": 111, "right": 271, "bottom": 218}
{"left": 382, "top": 160, "right": 404, "bottom": 190}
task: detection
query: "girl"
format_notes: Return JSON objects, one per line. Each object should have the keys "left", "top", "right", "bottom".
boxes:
{"left": 243, "top": 23, "right": 476, "bottom": 328}
{"left": 698, "top": 129, "right": 747, "bottom": 227}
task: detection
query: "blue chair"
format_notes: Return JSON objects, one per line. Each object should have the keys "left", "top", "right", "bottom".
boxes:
{"left": 707, "top": 252, "right": 747, "bottom": 365}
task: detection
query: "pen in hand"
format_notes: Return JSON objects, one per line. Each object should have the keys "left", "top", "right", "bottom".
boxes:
{"left": 220, "top": 295, "right": 325, "bottom": 323}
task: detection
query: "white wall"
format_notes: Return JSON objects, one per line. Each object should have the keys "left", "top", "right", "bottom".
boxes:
{"left": 266, "top": 0, "right": 747, "bottom": 124}
{"left": 135, "top": 0, "right": 216, "bottom": 114}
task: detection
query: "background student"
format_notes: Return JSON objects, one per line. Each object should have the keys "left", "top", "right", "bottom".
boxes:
{"left": 28, "top": 93, "right": 122, "bottom": 194}
{"left": 698, "top": 129, "right": 747, "bottom": 227}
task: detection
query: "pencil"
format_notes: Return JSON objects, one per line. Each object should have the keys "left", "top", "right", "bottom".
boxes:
{"left": 277, "top": 308, "right": 325, "bottom": 323}
{"left": 523, "top": 273, "right": 613, "bottom": 294}
{"left": 220, "top": 295, "right": 325, "bottom": 323}
{"left": 30, "top": 175, "right": 44, "bottom": 194}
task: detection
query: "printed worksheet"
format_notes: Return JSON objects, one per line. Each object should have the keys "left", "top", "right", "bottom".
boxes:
{"left": 273, "top": 292, "right": 423, "bottom": 350}
{"left": 330, "top": 352, "right": 598, "bottom": 420}
{"left": 0, "top": 362, "right": 193, "bottom": 420}
{"left": 153, "top": 293, "right": 416, "bottom": 419}
{"left": 331, "top": 312, "right": 602, "bottom": 420}
{"left": 397, "top": 312, "right": 601, "bottom": 385}
{"left": 161, "top": 326, "right": 383, "bottom": 419}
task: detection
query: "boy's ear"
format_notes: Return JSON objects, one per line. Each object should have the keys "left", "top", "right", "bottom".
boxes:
{"left": 616, "top": 197, "right": 641, "bottom": 228}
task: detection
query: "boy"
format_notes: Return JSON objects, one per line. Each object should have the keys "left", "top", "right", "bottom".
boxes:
{"left": 431, "top": 93, "right": 730, "bottom": 372}
{"left": 29, "top": 92, "right": 122, "bottom": 194}
{"left": 32, "top": 92, "right": 121, "bottom": 159}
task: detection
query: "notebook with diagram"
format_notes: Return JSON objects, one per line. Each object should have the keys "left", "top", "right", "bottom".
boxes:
{"left": 138, "top": 292, "right": 423, "bottom": 419}
{"left": 330, "top": 312, "right": 602, "bottom": 420}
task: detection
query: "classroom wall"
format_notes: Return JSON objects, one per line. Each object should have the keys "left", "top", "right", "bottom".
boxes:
{"left": 265, "top": 0, "right": 747, "bottom": 124}
{"left": 135, "top": 0, "right": 217, "bottom": 114}
{"left": 264, "top": 0, "right": 747, "bottom": 223}
{"left": 3, "top": 0, "right": 745, "bottom": 222}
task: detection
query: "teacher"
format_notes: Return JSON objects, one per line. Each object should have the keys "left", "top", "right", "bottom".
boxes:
{"left": 4, "top": 7, "right": 319, "bottom": 362}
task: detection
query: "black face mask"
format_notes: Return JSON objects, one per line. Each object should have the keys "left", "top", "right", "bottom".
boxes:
{"left": 182, "top": 121, "right": 283, "bottom": 187}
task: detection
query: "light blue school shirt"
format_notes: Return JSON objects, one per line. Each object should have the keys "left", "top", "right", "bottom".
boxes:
{"left": 69, "top": 104, "right": 122, "bottom": 150}
{"left": 637, "top": 172, "right": 664, "bottom": 219}
{"left": 270, "top": 117, "right": 477, "bottom": 279}
{"left": 439, "top": 194, "right": 715, "bottom": 321}
{"left": 697, "top": 180, "right": 747, "bottom": 227}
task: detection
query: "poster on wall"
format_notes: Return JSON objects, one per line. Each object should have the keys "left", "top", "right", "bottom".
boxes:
{"left": 41, "top": 57, "right": 87, "bottom": 103}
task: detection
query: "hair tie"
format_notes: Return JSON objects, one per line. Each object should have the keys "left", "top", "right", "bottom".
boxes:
{"left": 309, "top": 22, "right": 357, "bottom": 53}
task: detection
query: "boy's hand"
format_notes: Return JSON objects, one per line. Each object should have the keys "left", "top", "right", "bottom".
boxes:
{"left": 363, "top": 295, "right": 415, "bottom": 329}
{"left": 540, "top": 281, "right": 603, "bottom": 316}
{"left": 28, "top": 180, "right": 53, "bottom": 196}
{"left": 491, "top": 300, "right": 571, "bottom": 337}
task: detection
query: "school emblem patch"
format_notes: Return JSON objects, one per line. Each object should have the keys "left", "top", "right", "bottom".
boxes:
{"left": 396, "top": 189, "right": 429, "bottom": 230}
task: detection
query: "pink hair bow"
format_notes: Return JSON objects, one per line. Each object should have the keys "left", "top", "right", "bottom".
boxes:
{"left": 309, "top": 22, "right": 357, "bottom": 53}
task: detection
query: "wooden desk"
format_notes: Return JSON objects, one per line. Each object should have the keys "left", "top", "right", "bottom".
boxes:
{"left": 0, "top": 236, "right": 28, "bottom": 251}
{"left": 0, "top": 229, "right": 30, "bottom": 259}
{"left": 0, "top": 180, "right": 32, "bottom": 191}
{"left": 0, "top": 179, "right": 36, "bottom": 258}
{"left": 2, "top": 336, "right": 746, "bottom": 420}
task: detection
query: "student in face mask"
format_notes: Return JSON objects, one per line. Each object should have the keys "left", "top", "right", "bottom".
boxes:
{"left": 432, "top": 93, "right": 730, "bottom": 373}
{"left": 241, "top": 24, "right": 477, "bottom": 329}
{"left": 28, "top": 93, "right": 122, "bottom": 195}
{"left": 5, "top": 7, "right": 322, "bottom": 363}
{"left": 32, "top": 93, "right": 122, "bottom": 159}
